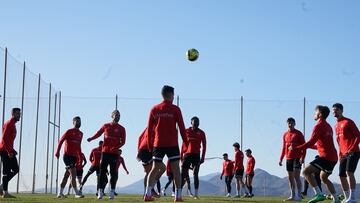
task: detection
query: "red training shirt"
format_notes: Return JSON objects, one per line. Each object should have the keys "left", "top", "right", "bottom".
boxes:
{"left": 76, "top": 153, "right": 86, "bottom": 171}
{"left": 55, "top": 128, "right": 83, "bottom": 157}
{"left": 147, "top": 100, "right": 187, "bottom": 149}
{"left": 138, "top": 128, "right": 153, "bottom": 151}
{"left": 0, "top": 118, "right": 17, "bottom": 155}
{"left": 221, "top": 159, "right": 234, "bottom": 176}
{"left": 296, "top": 119, "right": 338, "bottom": 162}
{"left": 89, "top": 122, "right": 126, "bottom": 155}
{"left": 90, "top": 146, "right": 102, "bottom": 167}
{"left": 116, "top": 155, "right": 129, "bottom": 172}
{"left": 183, "top": 127, "right": 206, "bottom": 159}
{"left": 246, "top": 155, "right": 256, "bottom": 175}
{"left": 234, "top": 149, "right": 244, "bottom": 170}
{"left": 280, "top": 129, "right": 306, "bottom": 161}
{"left": 335, "top": 117, "right": 360, "bottom": 158}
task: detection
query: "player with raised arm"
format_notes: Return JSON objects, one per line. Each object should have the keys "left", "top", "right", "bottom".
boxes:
{"left": 87, "top": 110, "right": 126, "bottom": 199}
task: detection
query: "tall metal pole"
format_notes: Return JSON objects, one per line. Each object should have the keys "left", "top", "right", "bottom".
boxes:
{"left": 56, "top": 91, "right": 61, "bottom": 194}
{"left": 16, "top": 61, "right": 26, "bottom": 193}
{"left": 45, "top": 83, "right": 52, "bottom": 194}
{"left": 240, "top": 96, "right": 244, "bottom": 151}
{"left": 176, "top": 95, "right": 179, "bottom": 106}
{"left": 115, "top": 94, "right": 118, "bottom": 110}
{"left": 0, "top": 47, "right": 8, "bottom": 184}
{"left": 50, "top": 93, "right": 57, "bottom": 194}
{"left": 32, "top": 74, "right": 41, "bottom": 194}
{"left": 303, "top": 97, "right": 306, "bottom": 136}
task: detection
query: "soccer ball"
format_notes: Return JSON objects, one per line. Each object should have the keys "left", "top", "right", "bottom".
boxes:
{"left": 186, "top": 48, "right": 199, "bottom": 61}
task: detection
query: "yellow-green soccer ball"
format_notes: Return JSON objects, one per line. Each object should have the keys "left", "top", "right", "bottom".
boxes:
{"left": 186, "top": 48, "right": 199, "bottom": 61}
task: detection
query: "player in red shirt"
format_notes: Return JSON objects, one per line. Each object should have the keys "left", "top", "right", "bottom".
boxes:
{"left": 0, "top": 108, "right": 21, "bottom": 198}
{"left": 67, "top": 152, "right": 87, "bottom": 195}
{"left": 144, "top": 85, "right": 188, "bottom": 202}
{"left": 137, "top": 128, "right": 165, "bottom": 198}
{"left": 87, "top": 110, "right": 126, "bottom": 200}
{"left": 292, "top": 105, "right": 340, "bottom": 203}
{"left": 116, "top": 149, "right": 129, "bottom": 174}
{"left": 80, "top": 141, "right": 103, "bottom": 192}
{"left": 55, "top": 116, "right": 84, "bottom": 198}
{"left": 245, "top": 149, "right": 255, "bottom": 198}
{"left": 220, "top": 153, "right": 234, "bottom": 197}
{"left": 279, "top": 117, "right": 306, "bottom": 201}
{"left": 332, "top": 103, "right": 360, "bottom": 203}
{"left": 232, "top": 142, "right": 248, "bottom": 198}
{"left": 180, "top": 116, "right": 206, "bottom": 199}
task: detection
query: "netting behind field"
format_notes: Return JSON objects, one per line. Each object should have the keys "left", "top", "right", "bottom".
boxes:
{"left": 0, "top": 48, "right": 61, "bottom": 193}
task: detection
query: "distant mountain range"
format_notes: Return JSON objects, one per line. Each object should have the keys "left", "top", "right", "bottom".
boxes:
{"left": 39, "top": 168, "right": 360, "bottom": 197}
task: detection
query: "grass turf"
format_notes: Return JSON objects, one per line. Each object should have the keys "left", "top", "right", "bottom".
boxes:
{"left": 0, "top": 194, "right": 337, "bottom": 203}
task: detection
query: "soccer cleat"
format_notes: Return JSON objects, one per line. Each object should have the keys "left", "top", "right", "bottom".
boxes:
{"left": 109, "top": 191, "right": 115, "bottom": 199}
{"left": 151, "top": 190, "right": 160, "bottom": 198}
{"left": 171, "top": 192, "right": 175, "bottom": 197}
{"left": 144, "top": 195, "right": 155, "bottom": 201}
{"left": 308, "top": 194, "right": 326, "bottom": 203}
{"left": 57, "top": 193, "right": 65, "bottom": 198}
{"left": 75, "top": 191, "right": 84, "bottom": 198}
{"left": 97, "top": 190, "right": 104, "bottom": 199}
{"left": 226, "top": 193, "right": 231, "bottom": 198}
{"left": 194, "top": 195, "right": 200, "bottom": 200}
{"left": 174, "top": 197, "right": 183, "bottom": 202}
{"left": 326, "top": 194, "right": 333, "bottom": 200}
{"left": 2, "top": 193, "right": 16, "bottom": 198}
{"left": 283, "top": 197, "right": 294, "bottom": 201}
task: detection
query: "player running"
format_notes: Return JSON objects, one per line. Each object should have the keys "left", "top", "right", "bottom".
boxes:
{"left": 144, "top": 85, "right": 188, "bottom": 202}
{"left": 302, "top": 155, "right": 322, "bottom": 197}
{"left": 0, "top": 108, "right": 21, "bottom": 198}
{"left": 291, "top": 105, "right": 339, "bottom": 203}
{"left": 180, "top": 116, "right": 207, "bottom": 199}
{"left": 245, "top": 149, "right": 255, "bottom": 198}
{"left": 220, "top": 153, "right": 234, "bottom": 198}
{"left": 67, "top": 152, "right": 86, "bottom": 195}
{"left": 332, "top": 103, "right": 360, "bottom": 203}
{"left": 80, "top": 141, "right": 103, "bottom": 192}
{"left": 279, "top": 117, "right": 306, "bottom": 201}
{"left": 55, "top": 116, "right": 84, "bottom": 198}
{"left": 87, "top": 110, "right": 126, "bottom": 199}
{"left": 232, "top": 142, "right": 248, "bottom": 198}
{"left": 137, "top": 128, "right": 166, "bottom": 198}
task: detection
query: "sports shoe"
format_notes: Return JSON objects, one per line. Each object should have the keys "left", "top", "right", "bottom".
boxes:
{"left": 283, "top": 197, "right": 294, "bottom": 201}
{"left": 171, "top": 192, "right": 175, "bottom": 197}
{"left": 109, "top": 190, "right": 115, "bottom": 199}
{"left": 144, "top": 195, "right": 155, "bottom": 201}
{"left": 308, "top": 194, "right": 326, "bottom": 203}
{"left": 151, "top": 190, "right": 160, "bottom": 198}
{"left": 226, "top": 193, "right": 231, "bottom": 197}
{"left": 97, "top": 190, "right": 104, "bottom": 199}
{"left": 194, "top": 195, "right": 199, "bottom": 200}
{"left": 326, "top": 194, "right": 333, "bottom": 200}
{"left": 174, "top": 197, "right": 183, "bottom": 202}
{"left": 2, "top": 193, "right": 16, "bottom": 198}
{"left": 75, "top": 192, "right": 84, "bottom": 198}
{"left": 57, "top": 193, "right": 65, "bottom": 198}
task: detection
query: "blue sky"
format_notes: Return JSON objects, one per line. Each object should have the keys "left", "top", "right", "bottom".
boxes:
{"left": 1, "top": 0, "right": 360, "bottom": 191}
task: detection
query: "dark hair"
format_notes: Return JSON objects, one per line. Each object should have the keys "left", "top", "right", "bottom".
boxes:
{"left": 99, "top": 141, "right": 104, "bottom": 145}
{"left": 119, "top": 149, "right": 122, "bottom": 153}
{"left": 332, "top": 103, "right": 343, "bottom": 111}
{"left": 316, "top": 105, "right": 330, "bottom": 119}
{"left": 233, "top": 142, "right": 240, "bottom": 149}
{"left": 112, "top": 110, "right": 120, "bottom": 115}
{"left": 12, "top": 108, "right": 21, "bottom": 114}
{"left": 191, "top": 116, "right": 199, "bottom": 122}
{"left": 245, "top": 149, "right": 252, "bottom": 154}
{"left": 73, "top": 116, "right": 81, "bottom": 121}
{"left": 287, "top": 117, "right": 295, "bottom": 123}
{"left": 222, "top": 153, "right": 228, "bottom": 157}
{"left": 161, "top": 85, "right": 174, "bottom": 97}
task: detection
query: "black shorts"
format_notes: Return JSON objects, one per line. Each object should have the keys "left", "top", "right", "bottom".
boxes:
{"left": 286, "top": 158, "right": 302, "bottom": 172}
{"left": 339, "top": 152, "right": 360, "bottom": 177}
{"left": 137, "top": 149, "right": 153, "bottom": 166}
{"left": 76, "top": 169, "right": 83, "bottom": 177}
{"left": 246, "top": 173, "right": 254, "bottom": 179}
{"left": 88, "top": 165, "right": 100, "bottom": 175}
{"left": 153, "top": 147, "right": 180, "bottom": 162}
{"left": 63, "top": 155, "right": 77, "bottom": 169}
{"left": 310, "top": 157, "right": 337, "bottom": 175}
{"left": 235, "top": 169, "right": 244, "bottom": 178}
{"left": 182, "top": 153, "right": 200, "bottom": 169}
